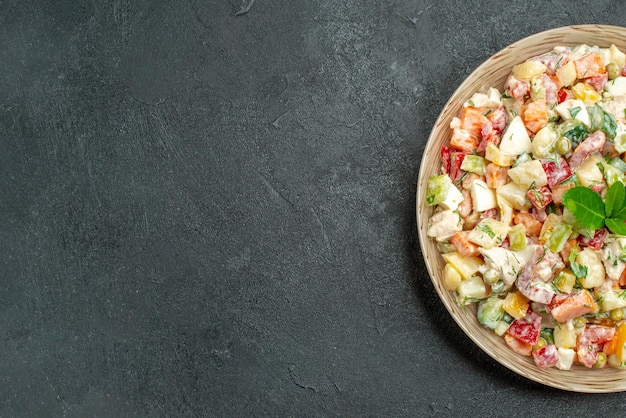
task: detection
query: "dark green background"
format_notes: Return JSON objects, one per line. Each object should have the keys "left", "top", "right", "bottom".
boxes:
{"left": 2, "top": 0, "right": 625, "bottom": 415}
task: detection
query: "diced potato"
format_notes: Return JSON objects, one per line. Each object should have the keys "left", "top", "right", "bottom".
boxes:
{"left": 531, "top": 124, "right": 558, "bottom": 158}
{"left": 467, "top": 218, "right": 510, "bottom": 249}
{"left": 595, "top": 288, "right": 626, "bottom": 312}
{"left": 485, "top": 142, "right": 514, "bottom": 167}
{"left": 507, "top": 159, "right": 548, "bottom": 188}
{"left": 498, "top": 195, "right": 514, "bottom": 226}
{"left": 456, "top": 275, "right": 488, "bottom": 304}
{"left": 443, "top": 263, "right": 462, "bottom": 291}
{"left": 575, "top": 154, "right": 605, "bottom": 188}
{"left": 497, "top": 182, "right": 532, "bottom": 211}
{"left": 556, "top": 61, "right": 577, "bottom": 87}
{"left": 470, "top": 179, "right": 497, "bottom": 212}
{"left": 554, "top": 323, "right": 577, "bottom": 349}
{"left": 441, "top": 252, "right": 483, "bottom": 281}
{"left": 479, "top": 246, "right": 524, "bottom": 285}
{"left": 553, "top": 269, "right": 576, "bottom": 294}
{"left": 576, "top": 247, "right": 605, "bottom": 288}
{"left": 499, "top": 116, "right": 532, "bottom": 156}
{"left": 610, "top": 44, "right": 626, "bottom": 70}
{"left": 512, "top": 60, "right": 547, "bottom": 81}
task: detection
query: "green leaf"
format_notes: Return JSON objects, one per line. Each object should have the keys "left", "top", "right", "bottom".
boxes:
{"left": 562, "top": 186, "right": 606, "bottom": 230}
{"left": 605, "top": 181, "right": 626, "bottom": 218}
{"left": 606, "top": 218, "right": 626, "bottom": 236}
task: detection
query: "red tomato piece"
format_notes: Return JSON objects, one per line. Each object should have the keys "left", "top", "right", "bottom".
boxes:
{"left": 449, "top": 152, "right": 467, "bottom": 183}
{"left": 557, "top": 88, "right": 571, "bottom": 104}
{"left": 440, "top": 145, "right": 453, "bottom": 174}
{"left": 527, "top": 186, "right": 553, "bottom": 210}
{"left": 532, "top": 344, "right": 559, "bottom": 369}
{"left": 507, "top": 310, "right": 542, "bottom": 346}
{"left": 577, "top": 326, "right": 616, "bottom": 368}
{"left": 577, "top": 228, "right": 609, "bottom": 250}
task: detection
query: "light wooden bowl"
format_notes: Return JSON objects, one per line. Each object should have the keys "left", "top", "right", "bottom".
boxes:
{"left": 417, "top": 25, "right": 626, "bottom": 393}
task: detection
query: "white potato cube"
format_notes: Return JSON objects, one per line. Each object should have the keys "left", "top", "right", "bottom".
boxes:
{"left": 575, "top": 154, "right": 604, "bottom": 188}
{"left": 467, "top": 218, "right": 510, "bottom": 249}
{"left": 456, "top": 275, "right": 488, "bottom": 303}
{"left": 470, "top": 179, "right": 497, "bottom": 212}
{"left": 441, "top": 252, "right": 484, "bottom": 281}
{"left": 507, "top": 159, "right": 548, "bottom": 188}
{"left": 496, "top": 182, "right": 532, "bottom": 211}
{"left": 499, "top": 115, "right": 532, "bottom": 156}
{"left": 577, "top": 247, "right": 605, "bottom": 289}
{"left": 605, "top": 77, "right": 626, "bottom": 97}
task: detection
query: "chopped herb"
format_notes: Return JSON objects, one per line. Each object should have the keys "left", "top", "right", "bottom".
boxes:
{"left": 468, "top": 100, "right": 475, "bottom": 107}
{"left": 569, "top": 106, "right": 582, "bottom": 118}
{"left": 479, "top": 223, "right": 496, "bottom": 239}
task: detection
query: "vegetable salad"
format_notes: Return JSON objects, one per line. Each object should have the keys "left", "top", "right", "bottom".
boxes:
{"left": 426, "top": 44, "right": 626, "bottom": 370}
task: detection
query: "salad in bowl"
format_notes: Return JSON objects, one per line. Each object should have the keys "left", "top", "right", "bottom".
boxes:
{"left": 424, "top": 41, "right": 626, "bottom": 372}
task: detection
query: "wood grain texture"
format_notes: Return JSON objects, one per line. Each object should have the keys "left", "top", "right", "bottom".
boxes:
{"left": 417, "top": 25, "right": 626, "bottom": 393}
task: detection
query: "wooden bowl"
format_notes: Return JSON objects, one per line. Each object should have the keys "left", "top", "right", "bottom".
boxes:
{"left": 417, "top": 25, "right": 626, "bottom": 393}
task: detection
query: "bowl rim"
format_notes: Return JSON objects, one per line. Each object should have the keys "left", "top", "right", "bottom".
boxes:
{"left": 416, "top": 24, "right": 626, "bottom": 393}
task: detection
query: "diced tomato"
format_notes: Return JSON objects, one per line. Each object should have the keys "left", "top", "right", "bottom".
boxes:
{"left": 586, "top": 73, "right": 608, "bottom": 91}
{"left": 521, "top": 99, "right": 548, "bottom": 133}
{"left": 514, "top": 212, "right": 543, "bottom": 237}
{"left": 449, "top": 152, "right": 467, "bottom": 183}
{"left": 541, "top": 156, "right": 572, "bottom": 187}
{"left": 449, "top": 231, "right": 480, "bottom": 258}
{"left": 450, "top": 128, "right": 479, "bottom": 153}
{"left": 577, "top": 228, "right": 608, "bottom": 250}
{"left": 551, "top": 182, "right": 575, "bottom": 205}
{"left": 505, "top": 74, "right": 530, "bottom": 100}
{"left": 507, "top": 311, "right": 542, "bottom": 345}
{"left": 577, "top": 326, "right": 616, "bottom": 368}
{"left": 533, "top": 344, "right": 559, "bottom": 368}
{"left": 504, "top": 333, "right": 532, "bottom": 356}
{"left": 549, "top": 290, "right": 597, "bottom": 323}
{"left": 573, "top": 51, "right": 606, "bottom": 79}
{"left": 485, "top": 163, "right": 508, "bottom": 189}
{"left": 461, "top": 106, "right": 488, "bottom": 138}
{"left": 557, "top": 88, "right": 571, "bottom": 104}
{"left": 440, "top": 145, "right": 452, "bottom": 174}
{"left": 527, "top": 186, "right": 553, "bottom": 210}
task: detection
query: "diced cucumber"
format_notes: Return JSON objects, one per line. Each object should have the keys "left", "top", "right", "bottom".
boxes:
{"left": 426, "top": 174, "right": 452, "bottom": 206}
{"left": 461, "top": 155, "right": 487, "bottom": 175}
{"left": 477, "top": 296, "right": 505, "bottom": 330}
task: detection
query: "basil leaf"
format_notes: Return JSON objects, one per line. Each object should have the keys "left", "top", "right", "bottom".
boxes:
{"left": 562, "top": 186, "right": 606, "bottom": 230}
{"left": 605, "top": 181, "right": 626, "bottom": 218}
{"left": 606, "top": 218, "right": 626, "bottom": 236}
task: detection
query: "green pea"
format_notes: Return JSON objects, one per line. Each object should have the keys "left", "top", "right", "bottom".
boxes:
{"left": 611, "top": 309, "right": 624, "bottom": 322}
{"left": 555, "top": 136, "right": 572, "bottom": 155}
{"left": 607, "top": 62, "right": 620, "bottom": 80}
{"left": 594, "top": 352, "right": 608, "bottom": 368}
{"left": 573, "top": 316, "right": 587, "bottom": 329}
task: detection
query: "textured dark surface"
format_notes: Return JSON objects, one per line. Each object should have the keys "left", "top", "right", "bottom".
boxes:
{"left": 2, "top": 0, "right": 626, "bottom": 416}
